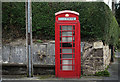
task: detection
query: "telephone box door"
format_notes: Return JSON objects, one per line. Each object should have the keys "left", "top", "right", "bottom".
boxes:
{"left": 55, "top": 23, "right": 80, "bottom": 78}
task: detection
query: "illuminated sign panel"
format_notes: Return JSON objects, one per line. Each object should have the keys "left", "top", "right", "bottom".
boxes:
{"left": 58, "top": 17, "right": 76, "bottom": 21}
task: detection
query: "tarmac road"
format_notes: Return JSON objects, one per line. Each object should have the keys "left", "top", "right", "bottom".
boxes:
{"left": 1, "top": 80, "right": 119, "bottom": 82}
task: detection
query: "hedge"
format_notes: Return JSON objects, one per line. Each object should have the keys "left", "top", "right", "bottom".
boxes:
{"left": 116, "top": 5, "right": 120, "bottom": 26}
{"left": 2, "top": 2, "right": 120, "bottom": 46}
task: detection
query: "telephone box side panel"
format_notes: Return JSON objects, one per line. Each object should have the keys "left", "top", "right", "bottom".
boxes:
{"left": 80, "top": 21, "right": 81, "bottom": 77}
{"left": 55, "top": 21, "right": 58, "bottom": 77}
{"left": 77, "top": 21, "right": 81, "bottom": 77}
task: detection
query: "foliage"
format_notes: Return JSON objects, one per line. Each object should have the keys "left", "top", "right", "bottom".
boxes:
{"left": 2, "top": 2, "right": 25, "bottom": 41}
{"left": 94, "top": 69, "right": 110, "bottom": 77}
{"left": 2, "top": 2, "right": 119, "bottom": 46}
{"left": 36, "top": 40, "right": 43, "bottom": 43}
{"left": 116, "top": 5, "right": 120, "bottom": 26}
{"left": 115, "top": 6, "right": 120, "bottom": 49}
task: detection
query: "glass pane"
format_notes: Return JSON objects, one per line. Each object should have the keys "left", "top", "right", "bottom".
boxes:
{"left": 73, "top": 25, "right": 75, "bottom": 30}
{"left": 73, "top": 60, "right": 75, "bottom": 64}
{"left": 60, "top": 54, "right": 62, "bottom": 59}
{"left": 73, "top": 43, "right": 75, "bottom": 47}
{"left": 62, "top": 32, "right": 72, "bottom": 36}
{"left": 73, "top": 37, "right": 75, "bottom": 42}
{"left": 73, "top": 49, "right": 75, "bottom": 53}
{"left": 60, "top": 25, "right": 62, "bottom": 30}
{"left": 62, "top": 37, "right": 72, "bottom": 42}
{"left": 60, "top": 49, "right": 62, "bottom": 53}
{"left": 62, "top": 43, "right": 72, "bottom": 47}
{"left": 60, "top": 65, "right": 62, "bottom": 70}
{"left": 73, "top": 66, "right": 75, "bottom": 70}
{"left": 62, "top": 49, "right": 72, "bottom": 53}
{"left": 62, "top": 66, "right": 72, "bottom": 70}
{"left": 60, "top": 60, "right": 62, "bottom": 64}
{"left": 62, "top": 60, "right": 72, "bottom": 64}
{"left": 62, "top": 54, "right": 72, "bottom": 59}
{"left": 73, "top": 32, "right": 75, "bottom": 36}
{"left": 60, "top": 31, "right": 62, "bottom": 36}
{"left": 60, "top": 37, "right": 61, "bottom": 41}
{"left": 62, "top": 25, "right": 72, "bottom": 30}
{"left": 73, "top": 54, "right": 75, "bottom": 58}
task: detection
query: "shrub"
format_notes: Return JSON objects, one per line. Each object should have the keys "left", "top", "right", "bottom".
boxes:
{"left": 2, "top": 2, "right": 119, "bottom": 46}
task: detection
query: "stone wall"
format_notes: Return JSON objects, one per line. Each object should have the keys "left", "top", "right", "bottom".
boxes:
{"left": 82, "top": 41, "right": 111, "bottom": 75}
{"left": 2, "top": 41, "right": 111, "bottom": 75}
{"left": 2, "top": 41, "right": 55, "bottom": 75}
{"left": 2, "top": 41, "right": 55, "bottom": 65}
{"left": 103, "top": 45, "right": 111, "bottom": 68}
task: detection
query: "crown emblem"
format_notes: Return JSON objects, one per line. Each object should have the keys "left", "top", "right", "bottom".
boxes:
{"left": 65, "top": 14, "right": 69, "bottom": 17}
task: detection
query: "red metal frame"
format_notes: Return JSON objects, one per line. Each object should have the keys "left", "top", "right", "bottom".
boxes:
{"left": 55, "top": 10, "right": 81, "bottom": 78}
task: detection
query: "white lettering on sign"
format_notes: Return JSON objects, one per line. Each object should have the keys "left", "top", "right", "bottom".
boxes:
{"left": 58, "top": 17, "right": 76, "bottom": 21}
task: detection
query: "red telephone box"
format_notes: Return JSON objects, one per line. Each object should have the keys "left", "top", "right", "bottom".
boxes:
{"left": 55, "top": 10, "right": 81, "bottom": 78}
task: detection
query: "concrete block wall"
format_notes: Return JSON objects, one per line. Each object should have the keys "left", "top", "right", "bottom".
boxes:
{"left": 2, "top": 41, "right": 55, "bottom": 65}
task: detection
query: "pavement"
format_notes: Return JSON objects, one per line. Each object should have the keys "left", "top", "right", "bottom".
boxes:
{"left": 1, "top": 51, "right": 120, "bottom": 82}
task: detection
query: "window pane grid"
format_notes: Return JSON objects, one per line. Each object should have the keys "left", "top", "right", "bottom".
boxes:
{"left": 60, "top": 58, "right": 75, "bottom": 60}
{"left": 60, "top": 30, "right": 75, "bottom": 32}
{"left": 60, "top": 47, "right": 75, "bottom": 49}
{"left": 60, "top": 64, "right": 75, "bottom": 66}
{"left": 60, "top": 53, "right": 75, "bottom": 54}
{"left": 60, "top": 25, "right": 76, "bottom": 71}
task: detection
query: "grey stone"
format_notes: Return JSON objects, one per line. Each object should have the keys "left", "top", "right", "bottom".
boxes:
{"left": 93, "top": 41, "right": 103, "bottom": 49}
{"left": 2, "top": 45, "right": 10, "bottom": 62}
{"left": 9, "top": 46, "right": 26, "bottom": 64}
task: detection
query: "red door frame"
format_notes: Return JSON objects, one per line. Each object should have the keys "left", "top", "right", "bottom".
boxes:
{"left": 55, "top": 10, "right": 81, "bottom": 78}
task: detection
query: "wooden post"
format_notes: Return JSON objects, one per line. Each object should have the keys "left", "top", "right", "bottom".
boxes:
{"left": 26, "top": 0, "right": 33, "bottom": 77}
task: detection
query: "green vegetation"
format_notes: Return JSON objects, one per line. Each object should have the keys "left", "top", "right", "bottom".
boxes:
{"left": 117, "top": 38, "right": 120, "bottom": 49}
{"left": 94, "top": 69, "right": 110, "bottom": 77}
{"left": 36, "top": 40, "right": 43, "bottom": 43}
{"left": 115, "top": 5, "right": 120, "bottom": 49}
{"left": 118, "top": 49, "right": 120, "bottom": 52}
{"left": 2, "top": 2, "right": 25, "bottom": 41}
{"left": 106, "top": 65, "right": 109, "bottom": 70}
{"left": 116, "top": 5, "right": 120, "bottom": 27}
{"left": 2, "top": 2, "right": 119, "bottom": 46}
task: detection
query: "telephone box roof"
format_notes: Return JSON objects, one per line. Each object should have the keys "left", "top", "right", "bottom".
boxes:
{"left": 55, "top": 10, "right": 79, "bottom": 16}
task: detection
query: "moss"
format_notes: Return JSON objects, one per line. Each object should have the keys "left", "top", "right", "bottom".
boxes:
{"left": 106, "top": 65, "right": 109, "bottom": 70}
{"left": 94, "top": 69, "right": 110, "bottom": 77}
